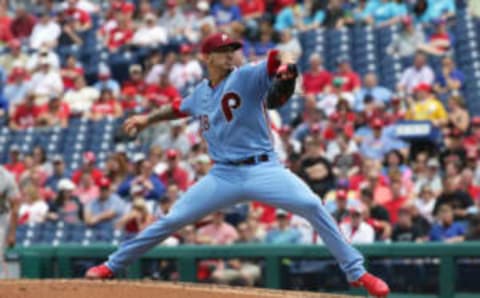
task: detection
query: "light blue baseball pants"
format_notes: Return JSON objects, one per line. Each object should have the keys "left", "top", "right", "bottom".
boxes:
{"left": 106, "top": 156, "right": 366, "bottom": 282}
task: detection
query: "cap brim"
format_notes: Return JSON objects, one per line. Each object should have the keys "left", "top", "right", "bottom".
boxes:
{"left": 211, "top": 42, "right": 243, "bottom": 53}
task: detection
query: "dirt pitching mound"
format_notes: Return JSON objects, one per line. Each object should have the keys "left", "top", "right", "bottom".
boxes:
{"left": 0, "top": 280, "right": 354, "bottom": 298}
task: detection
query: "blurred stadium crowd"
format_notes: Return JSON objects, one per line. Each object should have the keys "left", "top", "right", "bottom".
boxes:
{"left": 1, "top": 0, "right": 480, "bottom": 283}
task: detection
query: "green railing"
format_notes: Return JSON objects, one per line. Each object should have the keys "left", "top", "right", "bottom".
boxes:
{"left": 6, "top": 242, "right": 480, "bottom": 298}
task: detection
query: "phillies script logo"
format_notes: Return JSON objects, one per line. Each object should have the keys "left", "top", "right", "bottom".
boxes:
{"left": 221, "top": 92, "right": 241, "bottom": 122}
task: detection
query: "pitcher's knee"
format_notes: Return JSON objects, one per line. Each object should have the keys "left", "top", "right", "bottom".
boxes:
{"left": 297, "top": 198, "right": 325, "bottom": 216}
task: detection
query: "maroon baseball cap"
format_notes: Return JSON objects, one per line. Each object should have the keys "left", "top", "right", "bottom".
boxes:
{"left": 166, "top": 149, "right": 178, "bottom": 159}
{"left": 201, "top": 33, "right": 243, "bottom": 54}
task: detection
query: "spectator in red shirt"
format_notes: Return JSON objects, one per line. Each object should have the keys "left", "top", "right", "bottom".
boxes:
{"left": 334, "top": 57, "right": 361, "bottom": 93}
{"left": 463, "top": 116, "right": 480, "bottom": 154}
{"left": 272, "top": 0, "right": 296, "bottom": 14}
{"left": 159, "top": 149, "right": 191, "bottom": 191}
{"left": 145, "top": 73, "right": 181, "bottom": 106}
{"left": 122, "top": 64, "right": 148, "bottom": 95}
{"left": 10, "top": 5, "right": 36, "bottom": 41}
{"left": 60, "top": 55, "right": 84, "bottom": 90}
{"left": 36, "top": 95, "right": 71, "bottom": 128}
{"left": 239, "top": 0, "right": 265, "bottom": 19}
{"left": 64, "top": 0, "right": 92, "bottom": 31}
{"left": 302, "top": 53, "right": 332, "bottom": 95}
{"left": 384, "top": 175, "right": 409, "bottom": 224}
{"left": 89, "top": 88, "right": 123, "bottom": 120}
{"left": 0, "top": 5, "right": 12, "bottom": 43}
{"left": 4, "top": 145, "right": 25, "bottom": 181}
{"left": 106, "top": 12, "right": 133, "bottom": 52}
{"left": 10, "top": 93, "right": 42, "bottom": 131}
{"left": 119, "top": 86, "right": 139, "bottom": 113}
{"left": 72, "top": 152, "right": 104, "bottom": 186}
{"left": 422, "top": 19, "right": 452, "bottom": 56}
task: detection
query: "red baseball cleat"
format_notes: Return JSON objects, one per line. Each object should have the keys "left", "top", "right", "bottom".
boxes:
{"left": 85, "top": 264, "right": 114, "bottom": 279}
{"left": 350, "top": 273, "right": 390, "bottom": 297}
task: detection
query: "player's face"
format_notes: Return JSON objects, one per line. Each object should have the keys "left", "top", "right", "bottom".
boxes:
{"left": 207, "top": 47, "right": 236, "bottom": 72}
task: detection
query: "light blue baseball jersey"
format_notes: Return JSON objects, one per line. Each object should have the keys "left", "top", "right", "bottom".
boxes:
{"left": 180, "top": 60, "right": 274, "bottom": 163}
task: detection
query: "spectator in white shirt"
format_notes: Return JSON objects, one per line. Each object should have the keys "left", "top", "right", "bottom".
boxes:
{"left": 132, "top": 13, "right": 168, "bottom": 47}
{"left": 63, "top": 75, "right": 99, "bottom": 115}
{"left": 158, "top": 0, "right": 187, "bottom": 38}
{"left": 30, "top": 11, "right": 61, "bottom": 50}
{"left": 18, "top": 183, "right": 49, "bottom": 225}
{"left": 168, "top": 44, "right": 203, "bottom": 90}
{"left": 397, "top": 52, "right": 434, "bottom": 95}
{"left": 276, "top": 29, "right": 302, "bottom": 63}
{"left": 340, "top": 204, "right": 375, "bottom": 244}
{"left": 26, "top": 45, "right": 61, "bottom": 71}
{"left": 29, "top": 58, "right": 64, "bottom": 104}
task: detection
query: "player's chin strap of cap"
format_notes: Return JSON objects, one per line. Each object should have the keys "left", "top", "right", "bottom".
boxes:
{"left": 265, "top": 50, "right": 298, "bottom": 109}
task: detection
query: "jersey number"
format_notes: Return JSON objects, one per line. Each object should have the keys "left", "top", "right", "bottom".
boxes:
{"left": 221, "top": 92, "right": 242, "bottom": 122}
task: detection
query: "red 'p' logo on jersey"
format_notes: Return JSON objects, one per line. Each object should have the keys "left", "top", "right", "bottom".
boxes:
{"left": 221, "top": 92, "right": 242, "bottom": 122}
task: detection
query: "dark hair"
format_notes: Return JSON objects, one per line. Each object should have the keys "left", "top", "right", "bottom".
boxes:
{"left": 383, "top": 149, "right": 405, "bottom": 168}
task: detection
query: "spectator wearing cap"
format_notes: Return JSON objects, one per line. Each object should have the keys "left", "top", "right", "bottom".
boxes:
{"left": 359, "top": 118, "right": 405, "bottom": 161}
{"left": 89, "top": 88, "right": 123, "bottom": 121}
{"left": 9, "top": 92, "right": 42, "bottom": 131}
{"left": 0, "top": 40, "right": 28, "bottom": 73}
{"left": 264, "top": 209, "right": 301, "bottom": 244}
{"left": 327, "top": 189, "right": 359, "bottom": 223}
{"left": 29, "top": 11, "right": 60, "bottom": 50}
{"left": 145, "top": 73, "right": 181, "bottom": 106}
{"left": 333, "top": 57, "right": 361, "bottom": 93}
{"left": 153, "top": 119, "right": 191, "bottom": 156}
{"left": 317, "top": 79, "right": 355, "bottom": 117}
{"left": 36, "top": 95, "right": 71, "bottom": 128}
{"left": 302, "top": 53, "right": 332, "bottom": 95}
{"left": 168, "top": 44, "right": 203, "bottom": 90}
{"left": 72, "top": 152, "right": 104, "bottom": 186}
{"left": 446, "top": 95, "right": 469, "bottom": 133}
{"left": 397, "top": 52, "right": 434, "bottom": 94}
{"left": 159, "top": 149, "right": 191, "bottom": 191}
{"left": 46, "top": 178, "right": 83, "bottom": 224}
{"left": 84, "top": 177, "right": 126, "bottom": 228}
{"left": 5, "top": 146, "right": 25, "bottom": 180}
{"left": 60, "top": 55, "right": 84, "bottom": 90}
{"left": 158, "top": 0, "right": 187, "bottom": 37}
{"left": 10, "top": 5, "right": 36, "bottom": 41}
{"left": 28, "top": 58, "right": 64, "bottom": 104}
{"left": 340, "top": 204, "right": 375, "bottom": 244}
{"left": 63, "top": 0, "right": 92, "bottom": 31}
{"left": 118, "top": 154, "right": 166, "bottom": 201}
{"left": 93, "top": 64, "right": 120, "bottom": 97}
{"left": 26, "top": 45, "right": 61, "bottom": 71}
{"left": 354, "top": 73, "right": 392, "bottom": 112}
{"left": 412, "top": 154, "right": 443, "bottom": 195}
{"left": 45, "top": 155, "right": 70, "bottom": 193}
{"left": 430, "top": 204, "right": 466, "bottom": 243}
{"left": 433, "top": 57, "right": 465, "bottom": 99}
{"left": 387, "top": 16, "right": 426, "bottom": 58}
{"left": 63, "top": 75, "right": 99, "bottom": 115}
{"left": 131, "top": 13, "right": 168, "bottom": 47}
{"left": 123, "top": 64, "right": 148, "bottom": 95}
{"left": 105, "top": 11, "right": 133, "bottom": 52}
{"left": 275, "top": 29, "right": 302, "bottom": 63}
{"left": 405, "top": 83, "right": 447, "bottom": 127}
{"left": 192, "top": 154, "right": 212, "bottom": 182}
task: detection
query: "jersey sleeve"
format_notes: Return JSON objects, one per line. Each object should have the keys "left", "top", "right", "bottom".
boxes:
{"left": 238, "top": 50, "right": 282, "bottom": 98}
